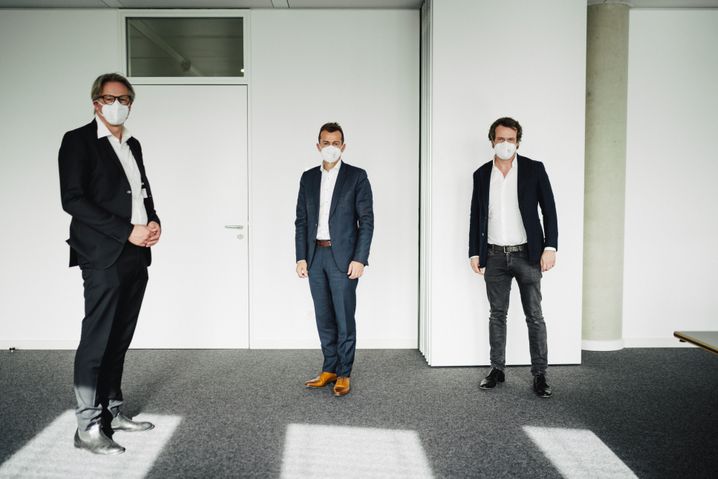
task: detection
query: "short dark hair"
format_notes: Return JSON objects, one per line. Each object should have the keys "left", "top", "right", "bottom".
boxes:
{"left": 91, "top": 73, "right": 135, "bottom": 102}
{"left": 488, "top": 117, "right": 522, "bottom": 143}
{"left": 318, "top": 122, "right": 344, "bottom": 143}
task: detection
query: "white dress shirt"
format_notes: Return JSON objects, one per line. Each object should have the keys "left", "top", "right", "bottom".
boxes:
{"left": 316, "top": 160, "right": 342, "bottom": 240}
{"left": 488, "top": 158, "right": 527, "bottom": 246}
{"left": 96, "top": 117, "right": 148, "bottom": 226}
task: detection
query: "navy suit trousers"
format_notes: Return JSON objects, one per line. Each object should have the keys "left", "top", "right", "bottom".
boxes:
{"left": 308, "top": 246, "right": 358, "bottom": 377}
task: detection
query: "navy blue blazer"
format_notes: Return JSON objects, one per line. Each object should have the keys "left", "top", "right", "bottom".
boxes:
{"left": 469, "top": 155, "right": 558, "bottom": 267}
{"left": 59, "top": 120, "right": 160, "bottom": 269}
{"left": 295, "top": 162, "right": 374, "bottom": 272}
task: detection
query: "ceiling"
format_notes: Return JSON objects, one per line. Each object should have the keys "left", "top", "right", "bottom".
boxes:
{"left": 592, "top": 0, "right": 718, "bottom": 6}
{"left": 0, "top": 0, "right": 424, "bottom": 8}
{"left": 0, "top": 0, "right": 716, "bottom": 8}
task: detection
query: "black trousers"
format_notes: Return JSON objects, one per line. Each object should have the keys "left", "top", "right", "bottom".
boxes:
{"left": 74, "top": 243, "right": 148, "bottom": 431}
{"left": 484, "top": 249, "right": 548, "bottom": 376}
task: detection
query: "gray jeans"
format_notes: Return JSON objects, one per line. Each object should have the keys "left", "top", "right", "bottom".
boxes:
{"left": 484, "top": 248, "right": 548, "bottom": 376}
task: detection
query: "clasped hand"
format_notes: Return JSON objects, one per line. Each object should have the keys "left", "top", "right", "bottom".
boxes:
{"left": 128, "top": 221, "right": 161, "bottom": 247}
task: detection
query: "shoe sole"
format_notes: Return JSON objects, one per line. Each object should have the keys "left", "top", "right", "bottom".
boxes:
{"left": 479, "top": 378, "right": 505, "bottom": 390}
{"left": 74, "top": 440, "right": 126, "bottom": 455}
{"left": 305, "top": 381, "right": 336, "bottom": 388}
{"left": 111, "top": 425, "right": 155, "bottom": 432}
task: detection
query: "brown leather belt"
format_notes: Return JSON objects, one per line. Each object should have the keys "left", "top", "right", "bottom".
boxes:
{"left": 316, "top": 239, "right": 332, "bottom": 247}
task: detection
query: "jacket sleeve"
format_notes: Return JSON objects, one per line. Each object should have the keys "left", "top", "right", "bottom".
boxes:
{"left": 352, "top": 171, "right": 374, "bottom": 266}
{"left": 144, "top": 182, "right": 160, "bottom": 226}
{"left": 537, "top": 162, "right": 558, "bottom": 250}
{"left": 469, "top": 170, "right": 481, "bottom": 258}
{"left": 58, "top": 131, "right": 132, "bottom": 243}
{"left": 294, "top": 174, "right": 308, "bottom": 262}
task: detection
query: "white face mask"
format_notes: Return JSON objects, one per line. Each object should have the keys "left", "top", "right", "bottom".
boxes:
{"left": 101, "top": 101, "right": 130, "bottom": 126}
{"left": 320, "top": 145, "right": 342, "bottom": 163}
{"left": 493, "top": 141, "right": 517, "bottom": 161}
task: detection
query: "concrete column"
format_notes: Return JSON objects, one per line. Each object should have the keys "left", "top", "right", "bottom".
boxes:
{"left": 582, "top": 1, "right": 630, "bottom": 351}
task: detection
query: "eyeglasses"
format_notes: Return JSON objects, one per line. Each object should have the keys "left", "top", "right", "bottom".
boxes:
{"left": 95, "top": 94, "right": 132, "bottom": 106}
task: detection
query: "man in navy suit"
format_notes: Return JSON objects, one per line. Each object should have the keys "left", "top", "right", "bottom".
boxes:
{"left": 59, "top": 73, "right": 159, "bottom": 454}
{"left": 469, "top": 117, "right": 558, "bottom": 398}
{"left": 295, "top": 122, "right": 374, "bottom": 397}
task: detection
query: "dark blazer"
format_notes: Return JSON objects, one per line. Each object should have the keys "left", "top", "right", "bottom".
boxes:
{"left": 59, "top": 120, "right": 160, "bottom": 269}
{"left": 469, "top": 155, "right": 558, "bottom": 267}
{"left": 295, "top": 162, "right": 374, "bottom": 272}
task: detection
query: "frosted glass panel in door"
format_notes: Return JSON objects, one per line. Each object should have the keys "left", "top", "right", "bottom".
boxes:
{"left": 126, "top": 85, "right": 248, "bottom": 348}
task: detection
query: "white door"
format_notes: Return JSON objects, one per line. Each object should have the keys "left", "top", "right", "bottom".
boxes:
{"left": 125, "top": 85, "right": 249, "bottom": 348}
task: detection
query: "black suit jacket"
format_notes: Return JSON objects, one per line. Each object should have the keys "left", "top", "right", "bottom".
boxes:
{"left": 295, "top": 162, "right": 374, "bottom": 272}
{"left": 59, "top": 120, "right": 160, "bottom": 269}
{"left": 469, "top": 155, "right": 558, "bottom": 267}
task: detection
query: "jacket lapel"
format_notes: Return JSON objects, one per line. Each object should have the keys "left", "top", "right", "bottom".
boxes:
{"left": 309, "top": 167, "right": 322, "bottom": 214}
{"left": 91, "top": 118, "right": 128, "bottom": 179}
{"left": 516, "top": 155, "right": 527, "bottom": 200}
{"left": 99, "top": 138, "right": 131, "bottom": 188}
{"left": 127, "top": 139, "right": 147, "bottom": 184}
{"left": 127, "top": 139, "right": 141, "bottom": 167}
{"left": 329, "top": 162, "right": 349, "bottom": 218}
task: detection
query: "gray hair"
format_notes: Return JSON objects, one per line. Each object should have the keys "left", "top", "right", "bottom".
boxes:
{"left": 90, "top": 73, "right": 135, "bottom": 102}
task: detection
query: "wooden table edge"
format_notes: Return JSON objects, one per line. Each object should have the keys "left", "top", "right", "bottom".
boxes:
{"left": 673, "top": 331, "right": 718, "bottom": 355}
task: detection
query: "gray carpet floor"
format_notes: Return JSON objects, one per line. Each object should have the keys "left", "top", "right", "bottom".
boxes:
{"left": 1, "top": 348, "right": 716, "bottom": 478}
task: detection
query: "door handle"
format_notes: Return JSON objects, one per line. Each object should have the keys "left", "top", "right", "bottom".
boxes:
{"left": 224, "top": 225, "right": 244, "bottom": 229}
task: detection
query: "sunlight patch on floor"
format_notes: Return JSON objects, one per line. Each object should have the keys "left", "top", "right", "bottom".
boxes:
{"left": 280, "top": 423, "right": 434, "bottom": 479}
{"left": 0, "top": 410, "right": 181, "bottom": 478}
{"left": 523, "top": 426, "right": 637, "bottom": 479}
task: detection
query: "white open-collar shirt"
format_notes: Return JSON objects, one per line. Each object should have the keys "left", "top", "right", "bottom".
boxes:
{"left": 316, "top": 160, "right": 342, "bottom": 241}
{"left": 96, "top": 116, "right": 148, "bottom": 226}
{"left": 487, "top": 157, "right": 527, "bottom": 246}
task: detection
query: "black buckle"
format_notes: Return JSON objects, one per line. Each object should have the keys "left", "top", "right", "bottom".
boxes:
{"left": 494, "top": 244, "right": 523, "bottom": 254}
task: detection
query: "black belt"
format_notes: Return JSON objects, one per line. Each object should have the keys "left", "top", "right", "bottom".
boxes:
{"left": 488, "top": 243, "right": 527, "bottom": 253}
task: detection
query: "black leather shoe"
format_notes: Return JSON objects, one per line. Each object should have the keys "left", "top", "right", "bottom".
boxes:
{"left": 479, "top": 368, "right": 505, "bottom": 389}
{"left": 533, "top": 374, "right": 552, "bottom": 398}
{"left": 111, "top": 412, "right": 155, "bottom": 432}
{"left": 74, "top": 425, "right": 125, "bottom": 455}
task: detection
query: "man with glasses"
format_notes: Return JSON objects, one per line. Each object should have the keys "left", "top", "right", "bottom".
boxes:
{"left": 468, "top": 117, "right": 558, "bottom": 398}
{"left": 59, "top": 73, "right": 160, "bottom": 454}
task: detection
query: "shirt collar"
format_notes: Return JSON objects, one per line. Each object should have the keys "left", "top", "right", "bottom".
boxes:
{"left": 95, "top": 115, "right": 132, "bottom": 144}
{"left": 322, "top": 159, "right": 342, "bottom": 174}
{"left": 492, "top": 155, "right": 518, "bottom": 173}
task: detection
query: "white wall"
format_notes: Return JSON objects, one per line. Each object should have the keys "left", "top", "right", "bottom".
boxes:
{"left": 0, "top": 8, "right": 419, "bottom": 350}
{"left": 623, "top": 9, "right": 718, "bottom": 346}
{"left": 422, "top": 0, "right": 586, "bottom": 366}
{"left": 4, "top": 6, "right": 708, "bottom": 354}
{"left": 0, "top": 9, "right": 122, "bottom": 348}
{"left": 249, "top": 9, "right": 420, "bottom": 348}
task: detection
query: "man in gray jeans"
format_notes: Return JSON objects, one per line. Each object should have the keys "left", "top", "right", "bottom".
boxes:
{"left": 468, "top": 117, "right": 558, "bottom": 398}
